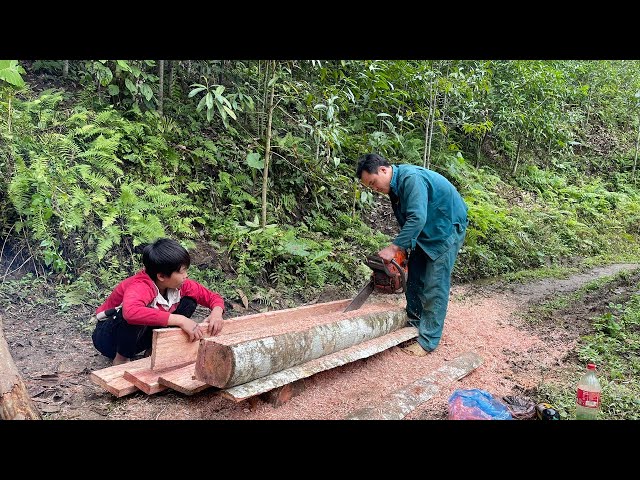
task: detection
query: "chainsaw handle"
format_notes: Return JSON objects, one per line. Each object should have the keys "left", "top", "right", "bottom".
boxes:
{"left": 390, "top": 258, "right": 407, "bottom": 293}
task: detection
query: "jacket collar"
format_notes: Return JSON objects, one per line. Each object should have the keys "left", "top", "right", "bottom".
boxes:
{"left": 389, "top": 164, "right": 399, "bottom": 196}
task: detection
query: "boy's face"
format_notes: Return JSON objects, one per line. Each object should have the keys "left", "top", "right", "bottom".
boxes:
{"left": 158, "top": 265, "right": 189, "bottom": 289}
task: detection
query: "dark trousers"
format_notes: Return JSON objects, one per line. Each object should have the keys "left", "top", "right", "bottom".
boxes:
{"left": 92, "top": 296, "right": 197, "bottom": 359}
{"left": 405, "top": 223, "right": 467, "bottom": 352}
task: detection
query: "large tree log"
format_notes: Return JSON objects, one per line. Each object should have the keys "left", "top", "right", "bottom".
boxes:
{"left": 0, "top": 314, "right": 42, "bottom": 420}
{"left": 151, "top": 299, "right": 352, "bottom": 371}
{"left": 221, "top": 326, "right": 417, "bottom": 402}
{"left": 195, "top": 306, "right": 408, "bottom": 388}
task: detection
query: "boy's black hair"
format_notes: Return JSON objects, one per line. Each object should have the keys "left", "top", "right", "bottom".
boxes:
{"left": 142, "top": 238, "right": 191, "bottom": 281}
{"left": 356, "top": 153, "right": 391, "bottom": 179}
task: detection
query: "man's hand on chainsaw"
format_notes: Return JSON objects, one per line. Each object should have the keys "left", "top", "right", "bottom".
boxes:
{"left": 378, "top": 243, "right": 403, "bottom": 263}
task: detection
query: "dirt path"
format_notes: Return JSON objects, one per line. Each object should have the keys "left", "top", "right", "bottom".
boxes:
{"left": 3, "top": 263, "right": 638, "bottom": 420}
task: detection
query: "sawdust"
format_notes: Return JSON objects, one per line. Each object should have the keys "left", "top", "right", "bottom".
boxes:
{"left": 4, "top": 263, "right": 639, "bottom": 420}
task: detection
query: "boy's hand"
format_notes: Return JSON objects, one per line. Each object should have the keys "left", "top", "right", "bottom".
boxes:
{"left": 204, "top": 307, "right": 224, "bottom": 336}
{"left": 183, "top": 317, "right": 205, "bottom": 342}
{"left": 168, "top": 314, "right": 204, "bottom": 342}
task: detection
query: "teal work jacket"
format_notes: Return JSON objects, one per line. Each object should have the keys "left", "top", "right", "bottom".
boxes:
{"left": 389, "top": 164, "right": 468, "bottom": 260}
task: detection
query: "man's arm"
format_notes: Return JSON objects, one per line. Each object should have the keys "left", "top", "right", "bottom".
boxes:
{"left": 389, "top": 175, "right": 428, "bottom": 251}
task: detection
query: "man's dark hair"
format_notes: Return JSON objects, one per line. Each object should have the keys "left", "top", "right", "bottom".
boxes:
{"left": 356, "top": 153, "right": 391, "bottom": 179}
{"left": 142, "top": 238, "right": 191, "bottom": 280}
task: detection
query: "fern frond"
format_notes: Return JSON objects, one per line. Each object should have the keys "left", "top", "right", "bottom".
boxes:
{"left": 94, "top": 109, "right": 120, "bottom": 126}
{"left": 75, "top": 165, "right": 113, "bottom": 191}
{"left": 66, "top": 109, "right": 91, "bottom": 127}
{"left": 126, "top": 214, "right": 166, "bottom": 242}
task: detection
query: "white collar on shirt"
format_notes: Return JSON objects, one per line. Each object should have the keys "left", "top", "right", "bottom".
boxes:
{"left": 149, "top": 286, "right": 181, "bottom": 309}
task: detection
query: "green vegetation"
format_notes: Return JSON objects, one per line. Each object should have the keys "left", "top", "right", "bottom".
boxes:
{"left": 500, "top": 265, "right": 579, "bottom": 283}
{"left": 2, "top": 60, "right": 640, "bottom": 418}
{"left": 529, "top": 270, "right": 640, "bottom": 419}
{"left": 3, "top": 60, "right": 640, "bottom": 299}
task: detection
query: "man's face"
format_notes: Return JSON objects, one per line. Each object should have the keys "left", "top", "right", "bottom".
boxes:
{"left": 360, "top": 166, "right": 392, "bottom": 194}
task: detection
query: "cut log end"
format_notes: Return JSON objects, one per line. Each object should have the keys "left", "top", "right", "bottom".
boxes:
{"left": 195, "top": 341, "right": 234, "bottom": 387}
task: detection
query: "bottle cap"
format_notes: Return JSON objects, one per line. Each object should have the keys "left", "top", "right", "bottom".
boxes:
{"left": 587, "top": 363, "right": 596, "bottom": 370}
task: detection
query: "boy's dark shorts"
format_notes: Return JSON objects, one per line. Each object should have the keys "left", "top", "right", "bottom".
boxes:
{"left": 91, "top": 297, "right": 198, "bottom": 360}
{"left": 91, "top": 311, "right": 120, "bottom": 360}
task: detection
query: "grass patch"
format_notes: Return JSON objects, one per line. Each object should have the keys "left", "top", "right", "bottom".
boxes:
{"left": 501, "top": 265, "right": 578, "bottom": 283}
{"left": 533, "top": 271, "right": 640, "bottom": 419}
{"left": 525, "top": 270, "right": 635, "bottom": 324}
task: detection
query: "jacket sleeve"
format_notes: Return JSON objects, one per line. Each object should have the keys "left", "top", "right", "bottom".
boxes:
{"left": 121, "top": 280, "right": 171, "bottom": 327}
{"left": 393, "top": 174, "right": 428, "bottom": 250}
{"left": 180, "top": 279, "right": 225, "bottom": 311}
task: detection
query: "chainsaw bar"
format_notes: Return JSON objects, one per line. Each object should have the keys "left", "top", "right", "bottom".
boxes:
{"left": 343, "top": 279, "right": 375, "bottom": 312}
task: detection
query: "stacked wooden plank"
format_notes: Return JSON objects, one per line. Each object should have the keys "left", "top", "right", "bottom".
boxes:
{"left": 90, "top": 298, "right": 413, "bottom": 402}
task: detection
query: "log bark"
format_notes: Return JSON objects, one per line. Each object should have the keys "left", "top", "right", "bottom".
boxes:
{"left": 221, "top": 326, "right": 417, "bottom": 402}
{"left": 0, "top": 314, "right": 42, "bottom": 419}
{"left": 196, "top": 307, "right": 408, "bottom": 388}
{"left": 151, "top": 299, "right": 352, "bottom": 371}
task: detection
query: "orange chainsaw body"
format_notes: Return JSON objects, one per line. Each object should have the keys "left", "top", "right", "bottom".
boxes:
{"left": 343, "top": 249, "right": 409, "bottom": 312}
{"left": 366, "top": 249, "right": 408, "bottom": 294}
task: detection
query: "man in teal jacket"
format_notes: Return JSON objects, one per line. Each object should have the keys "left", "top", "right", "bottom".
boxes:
{"left": 356, "top": 153, "right": 468, "bottom": 356}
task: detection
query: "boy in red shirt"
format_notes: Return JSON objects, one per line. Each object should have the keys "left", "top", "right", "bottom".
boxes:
{"left": 92, "top": 238, "right": 225, "bottom": 365}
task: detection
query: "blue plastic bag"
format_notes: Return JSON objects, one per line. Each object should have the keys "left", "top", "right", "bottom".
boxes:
{"left": 448, "top": 388, "right": 513, "bottom": 420}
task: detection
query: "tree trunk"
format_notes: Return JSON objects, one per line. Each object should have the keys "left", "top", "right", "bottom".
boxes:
{"left": 422, "top": 115, "right": 430, "bottom": 168}
{"left": 0, "top": 315, "right": 41, "bottom": 419}
{"left": 422, "top": 79, "right": 434, "bottom": 168}
{"left": 584, "top": 89, "right": 592, "bottom": 130}
{"left": 261, "top": 61, "right": 276, "bottom": 228}
{"left": 158, "top": 60, "right": 164, "bottom": 115}
{"left": 476, "top": 131, "right": 488, "bottom": 168}
{"left": 168, "top": 60, "right": 174, "bottom": 99}
{"left": 440, "top": 89, "right": 449, "bottom": 144}
{"left": 633, "top": 114, "right": 640, "bottom": 182}
{"left": 150, "top": 299, "right": 354, "bottom": 371}
{"left": 261, "top": 60, "right": 271, "bottom": 138}
{"left": 426, "top": 88, "right": 436, "bottom": 169}
{"left": 7, "top": 94, "right": 12, "bottom": 136}
{"left": 512, "top": 137, "right": 522, "bottom": 175}
{"left": 62, "top": 60, "right": 69, "bottom": 77}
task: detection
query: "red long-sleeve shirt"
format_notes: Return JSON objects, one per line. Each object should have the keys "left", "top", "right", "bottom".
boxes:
{"left": 96, "top": 270, "right": 225, "bottom": 327}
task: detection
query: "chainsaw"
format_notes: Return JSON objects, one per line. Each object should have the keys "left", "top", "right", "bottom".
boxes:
{"left": 343, "top": 249, "right": 408, "bottom": 312}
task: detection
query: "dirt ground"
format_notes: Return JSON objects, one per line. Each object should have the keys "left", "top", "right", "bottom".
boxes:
{"left": 3, "top": 261, "right": 638, "bottom": 421}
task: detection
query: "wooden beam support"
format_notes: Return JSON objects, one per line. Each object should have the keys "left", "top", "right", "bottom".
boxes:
{"left": 196, "top": 306, "right": 408, "bottom": 388}
{"left": 258, "top": 379, "right": 307, "bottom": 407}
{"left": 344, "top": 351, "right": 483, "bottom": 420}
